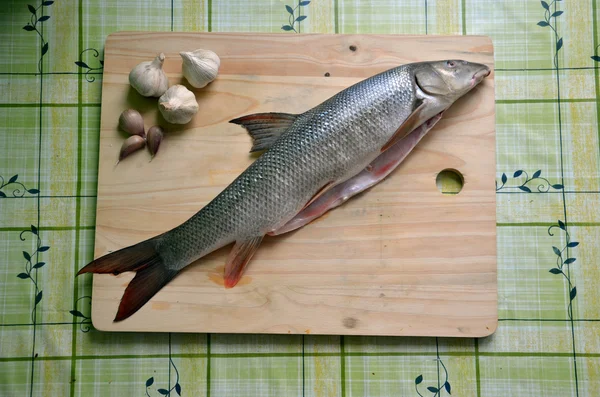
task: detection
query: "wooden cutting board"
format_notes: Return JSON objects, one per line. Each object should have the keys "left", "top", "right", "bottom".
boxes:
{"left": 91, "top": 32, "right": 497, "bottom": 337}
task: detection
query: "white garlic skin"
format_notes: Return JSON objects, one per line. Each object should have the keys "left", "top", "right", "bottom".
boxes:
{"left": 158, "top": 84, "right": 199, "bottom": 124}
{"left": 180, "top": 49, "right": 220, "bottom": 88}
{"left": 129, "top": 53, "right": 169, "bottom": 97}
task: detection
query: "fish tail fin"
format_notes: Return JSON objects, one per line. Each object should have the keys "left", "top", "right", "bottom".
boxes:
{"left": 77, "top": 238, "right": 178, "bottom": 322}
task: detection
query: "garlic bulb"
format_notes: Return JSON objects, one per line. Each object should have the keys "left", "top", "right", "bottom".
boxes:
{"left": 158, "top": 85, "right": 199, "bottom": 124}
{"left": 180, "top": 49, "right": 220, "bottom": 88}
{"left": 129, "top": 53, "right": 169, "bottom": 97}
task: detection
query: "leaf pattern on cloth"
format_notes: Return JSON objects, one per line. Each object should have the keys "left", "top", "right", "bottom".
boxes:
{"left": 496, "top": 170, "right": 564, "bottom": 192}
{"left": 281, "top": 0, "right": 310, "bottom": 32}
{"left": 75, "top": 48, "right": 104, "bottom": 82}
{"left": 22, "top": 1, "right": 53, "bottom": 73}
{"left": 17, "top": 225, "right": 49, "bottom": 323}
{"left": 144, "top": 357, "right": 182, "bottom": 397}
{"left": 414, "top": 357, "right": 451, "bottom": 397}
{"left": 0, "top": 174, "right": 40, "bottom": 197}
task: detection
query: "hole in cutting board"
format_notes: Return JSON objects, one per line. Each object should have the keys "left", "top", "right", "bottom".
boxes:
{"left": 436, "top": 169, "right": 464, "bottom": 195}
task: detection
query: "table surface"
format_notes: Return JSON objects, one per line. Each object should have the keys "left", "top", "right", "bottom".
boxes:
{"left": 0, "top": 1, "right": 597, "bottom": 396}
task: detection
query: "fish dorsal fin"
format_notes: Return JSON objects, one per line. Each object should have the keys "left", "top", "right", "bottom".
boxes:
{"left": 380, "top": 101, "right": 427, "bottom": 152}
{"left": 230, "top": 112, "right": 298, "bottom": 152}
{"left": 223, "top": 236, "right": 264, "bottom": 288}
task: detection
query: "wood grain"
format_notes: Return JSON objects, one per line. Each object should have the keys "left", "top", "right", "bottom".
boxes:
{"left": 92, "top": 32, "right": 497, "bottom": 337}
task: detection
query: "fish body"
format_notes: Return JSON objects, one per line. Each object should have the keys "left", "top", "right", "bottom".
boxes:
{"left": 78, "top": 60, "right": 491, "bottom": 321}
{"left": 164, "top": 66, "right": 422, "bottom": 265}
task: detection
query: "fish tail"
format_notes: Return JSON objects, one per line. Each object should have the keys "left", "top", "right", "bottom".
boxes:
{"left": 77, "top": 237, "right": 179, "bottom": 322}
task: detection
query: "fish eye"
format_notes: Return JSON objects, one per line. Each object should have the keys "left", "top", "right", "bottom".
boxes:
{"left": 446, "top": 61, "right": 456, "bottom": 68}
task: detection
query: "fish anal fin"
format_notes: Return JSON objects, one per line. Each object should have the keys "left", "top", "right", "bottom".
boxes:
{"left": 224, "top": 236, "right": 264, "bottom": 288}
{"left": 114, "top": 262, "right": 178, "bottom": 322}
{"left": 381, "top": 102, "right": 427, "bottom": 152}
{"left": 230, "top": 112, "right": 298, "bottom": 152}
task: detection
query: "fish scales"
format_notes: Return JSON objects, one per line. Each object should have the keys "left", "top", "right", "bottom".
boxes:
{"left": 159, "top": 67, "right": 415, "bottom": 268}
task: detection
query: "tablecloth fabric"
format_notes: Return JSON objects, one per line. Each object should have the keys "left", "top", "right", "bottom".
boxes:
{"left": 1, "top": 0, "right": 598, "bottom": 396}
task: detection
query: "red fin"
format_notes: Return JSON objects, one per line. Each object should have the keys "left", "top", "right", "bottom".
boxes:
{"left": 230, "top": 112, "right": 298, "bottom": 152}
{"left": 381, "top": 101, "right": 426, "bottom": 152}
{"left": 114, "top": 261, "right": 178, "bottom": 322}
{"left": 77, "top": 239, "right": 158, "bottom": 276}
{"left": 76, "top": 237, "right": 178, "bottom": 322}
{"left": 224, "top": 236, "right": 264, "bottom": 288}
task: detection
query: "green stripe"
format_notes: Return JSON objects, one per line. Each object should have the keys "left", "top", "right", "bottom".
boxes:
{"left": 70, "top": 1, "right": 84, "bottom": 396}
{"left": 593, "top": 0, "right": 600, "bottom": 189}
{"left": 474, "top": 339, "right": 481, "bottom": 397}
{"left": 424, "top": 0, "right": 428, "bottom": 34}
{"left": 477, "top": 352, "right": 586, "bottom": 358}
{"left": 0, "top": 321, "right": 85, "bottom": 327}
{"left": 302, "top": 335, "right": 305, "bottom": 397}
{"left": 497, "top": 222, "right": 600, "bottom": 227}
{"left": 1, "top": 356, "right": 73, "bottom": 362}
{"left": 207, "top": 334, "right": 211, "bottom": 397}
{"left": 461, "top": 0, "right": 467, "bottom": 35}
{"left": 0, "top": 103, "right": 100, "bottom": 108}
{"left": 496, "top": 98, "right": 596, "bottom": 104}
{"left": 334, "top": 0, "right": 339, "bottom": 33}
{"left": 0, "top": 226, "right": 94, "bottom": 232}
{"left": 340, "top": 336, "right": 346, "bottom": 397}
{"left": 207, "top": 0, "right": 212, "bottom": 32}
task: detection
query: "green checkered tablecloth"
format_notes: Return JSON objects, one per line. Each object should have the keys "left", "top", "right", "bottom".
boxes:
{"left": 1, "top": 0, "right": 598, "bottom": 396}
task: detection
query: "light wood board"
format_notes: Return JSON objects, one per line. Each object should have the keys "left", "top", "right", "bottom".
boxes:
{"left": 92, "top": 32, "right": 497, "bottom": 337}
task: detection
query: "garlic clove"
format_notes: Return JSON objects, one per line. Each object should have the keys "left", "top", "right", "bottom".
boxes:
{"left": 118, "top": 109, "right": 145, "bottom": 138}
{"left": 180, "top": 49, "right": 220, "bottom": 88}
{"left": 129, "top": 53, "right": 170, "bottom": 97}
{"left": 118, "top": 135, "right": 146, "bottom": 163}
{"left": 158, "top": 84, "right": 199, "bottom": 124}
{"left": 147, "top": 125, "right": 164, "bottom": 158}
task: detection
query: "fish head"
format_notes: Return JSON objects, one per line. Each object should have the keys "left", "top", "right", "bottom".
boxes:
{"left": 414, "top": 60, "right": 491, "bottom": 103}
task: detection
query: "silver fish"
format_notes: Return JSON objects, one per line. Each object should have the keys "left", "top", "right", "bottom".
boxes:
{"left": 78, "top": 60, "right": 490, "bottom": 321}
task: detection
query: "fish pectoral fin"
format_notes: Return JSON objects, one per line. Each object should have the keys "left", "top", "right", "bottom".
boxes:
{"left": 301, "top": 181, "right": 335, "bottom": 211}
{"left": 230, "top": 112, "right": 299, "bottom": 152}
{"left": 380, "top": 101, "right": 427, "bottom": 153}
{"left": 266, "top": 181, "right": 334, "bottom": 237}
{"left": 270, "top": 113, "right": 444, "bottom": 236}
{"left": 224, "top": 235, "right": 264, "bottom": 288}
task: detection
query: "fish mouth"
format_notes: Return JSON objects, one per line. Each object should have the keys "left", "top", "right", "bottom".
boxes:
{"left": 471, "top": 66, "right": 491, "bottom": 87}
